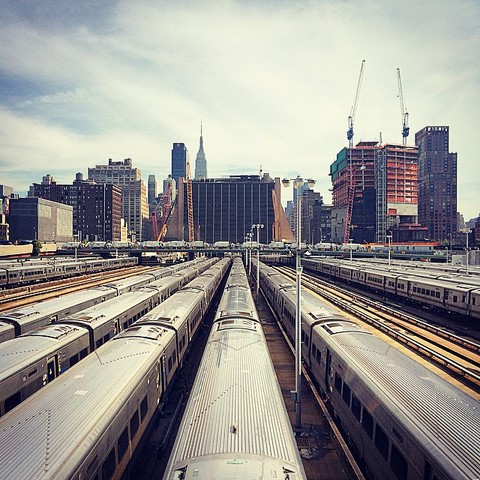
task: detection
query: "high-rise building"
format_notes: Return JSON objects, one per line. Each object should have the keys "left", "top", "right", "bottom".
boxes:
{"left": 330, "top": 142, "right": 422, "bottom": 243}
{"left": 147, "top": 175, "right": 157, "bottom": 205}
{"left": 30, "top": 173, "right": 122, "bottom": 242}
{"left": 171, "top": 143, "right": 188, "bottom": 186}
{"left": 415, "top": 126, "right": 457, "bottom": 243}
{"left": 166, "top": 174, "right": 293, "bottom": 244}
{"left": 194, "top": 124, "right": 208, "bottom": 180}
{"left": 88, "top": 158, "right": 149, "bottom": 242}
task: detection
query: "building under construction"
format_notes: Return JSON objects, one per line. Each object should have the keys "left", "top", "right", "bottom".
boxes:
{"left": 165, "top": 173, "right": 293, "bottom": 245}
{"left": 330, "top": 141, "right": 426, "bottom": 244}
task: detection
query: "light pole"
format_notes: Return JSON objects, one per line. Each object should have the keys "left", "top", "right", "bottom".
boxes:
{"left": 252, "top": 224, "right": 264, "bottom": 295}
{"left": 282, "top": 175, "right": 315, "bottom": 429}
{"left": 465, "top": 229, "right": 470, "bottom": 275}
{"left": 386, "top": 233, "right": 393, "bottom": 266}
{"left": 349, "top": 238, "right": 353, "bottom": 261}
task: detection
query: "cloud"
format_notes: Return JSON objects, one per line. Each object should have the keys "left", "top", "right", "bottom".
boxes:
{"left": 0, "top": 0, "right": 478, "bottom": 220}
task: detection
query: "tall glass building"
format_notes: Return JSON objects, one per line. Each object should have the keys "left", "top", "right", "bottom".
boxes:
{"left": 171, "top": 143, "right": 188, "bottom": 185}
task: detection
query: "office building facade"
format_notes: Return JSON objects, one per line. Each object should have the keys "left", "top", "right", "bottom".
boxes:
{"left": 415, "top": 126, "right": 457, "bottom": 243}
{"left": 88, "top": 158, "right": 149, "bottom": 242}
{"left": 166, "top": 174, "right": 293, "bottom": 244}
{"left": 30, "top": 173, "right": 122, "bottom": 242}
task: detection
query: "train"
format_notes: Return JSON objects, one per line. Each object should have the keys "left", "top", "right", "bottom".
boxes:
{"left": 0, "top": 257, "right": 212, "bottom": 343}
{"left": 0, "top": 258, "right": 220, "bottom": 417}
{"left": 163, "top": 257, "right": 306, "bottom": 479}
{"left": 255, "top": 260, "right": 480, "bottom": 480}
{"left": 302, "top": 257, "right": 480, "bottom": 319}
{"left": 0, "top": 255, "right": 138, "bottom": 289}
{"left": 0, "top": 257, "right": 231, "bottom": 480}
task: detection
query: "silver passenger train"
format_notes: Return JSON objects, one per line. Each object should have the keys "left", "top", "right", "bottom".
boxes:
{"left": 302, "top": 257, "right": 480, "bottom": 319}
{"left": 0, "top": 257, "right": 209, "bottom": 343}
{"left": 0, "top": 258, "right": 218, "bottom": 417}
{"left": 0, "top": 255, "right": 138, "bottom": 288}
{"left": 256, "top": 260, "right": 480, "bottom": 480}
{"left": 163, "top": 257, "right": 306, "bottom": 480}
{"left": 0, "top": 258, "right": 231, "bottom": 480}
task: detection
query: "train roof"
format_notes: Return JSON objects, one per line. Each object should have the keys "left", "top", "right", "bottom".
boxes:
{"left": 165, "top": 322, "right": 304, "bottom": 479}
{"left": 0, "top": 325, "right": 86, "bottom": 378}
{"left": 320, "top": 325, "right": 480, "bottom": 477}
{"left": 0, "top": 337, "right": 169, "bottom": 479}
{"left": 0, "top": 286, "right": 116, "bottom": 325}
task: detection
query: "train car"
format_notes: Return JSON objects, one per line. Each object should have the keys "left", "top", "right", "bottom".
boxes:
{"left": 302, "top": 258, "right": 480, "bottom": 319}
{"left": 163, "top": 257, "right": 306, "bottom": 480}
{"left": 0, "top": 285, "right": 118, "bottom": 338}
{"left": 0, "top": 260, "right": 220, "bottom": 417}
{"left": 258, "top": 261, "right": 480, "bottom": 480}
{"left": 0, "top": 259, "right": 230, "bottom": 480}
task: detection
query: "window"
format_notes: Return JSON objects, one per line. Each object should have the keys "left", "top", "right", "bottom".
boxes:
{"left": 375, "top": 424, "right": 389, "bottom": 460}
{"left": 130, "top": 411, "right": 139, "bottom": 439}
{"left": 334, "top": 373, "right": 342, "bottom": 393}
{"left": 391, "top": 444, "right": 408, "bottom": 480}
{"left": 351, "top": 395, "right": 361, "bottom": 421}
{"left": 102, "top": 448, "right": 116, "bottom": 480}
{"left": 362, "top": 409, "right": 374, "bottom": 438}
{"left": 342, "top": 383, "right": 351, "bottom": 406}
{"left": 140, "top": 396, "right": 148, "bottom": 422}
{"left": 117, "top": 427, "right": 129, "bottom": 461}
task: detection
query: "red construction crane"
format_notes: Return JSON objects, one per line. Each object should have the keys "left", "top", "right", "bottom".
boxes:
{"left": 185, "top": 159, "right": 194, "bottom": 243}
{"left": 397, "top": 67, "right": 410, "bottom": 146}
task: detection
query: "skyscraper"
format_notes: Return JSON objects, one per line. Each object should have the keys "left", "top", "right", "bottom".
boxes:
{"left": 147, "top": 175, "right": 157, "bottom": 205}
{"left": 194, "top": 124, "right": 208, "bottom": 180}
{"left": 415, "top": 126, "right": 457, "bottom": 242}
{"left": 171, "top": 143, "right": 188, "bottom": 185}
{"left": 88, "top": 158, "right": 149, "bottom": 242}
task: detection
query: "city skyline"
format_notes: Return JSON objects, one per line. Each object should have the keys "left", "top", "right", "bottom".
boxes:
{"left": 0, "top": 0, "right": 478, "bottom": 221}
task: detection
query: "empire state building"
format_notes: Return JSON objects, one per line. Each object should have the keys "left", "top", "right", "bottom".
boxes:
{"left": 194, "top": 124, "right": 208, "bottom": 180}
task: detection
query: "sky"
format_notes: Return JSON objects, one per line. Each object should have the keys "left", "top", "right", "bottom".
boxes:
{"left": 0, "top": 0, "right": 479, "bottom": 220}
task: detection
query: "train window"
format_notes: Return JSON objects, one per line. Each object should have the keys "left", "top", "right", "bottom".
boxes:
{"left": 375, "top": 424, "right": 389, "bottom": 460}
{"left": 362, "top": 409, "right": 374, "bottom": 438}
{"left": 80, "top": 348, "right": 88, "bottom": 360}
{"left": 70, "top": 353, "right": 80, "bottom": 366}
{"left": 436, "top": 292, "right": 440, "bottom": 298}
{"left": 167, "top": 357, "right": 172, "bottom": 372}
{"left": 351, "top": 394, "right": 361, "bottom": 421}
{"left": 28, "top": 368, "right": 38, "bottom": 377}
{"left": 130, "top": 411, "right": 140, "bottom": 438}
{"left": 390, "top": 444, "right": 408, "bottom": 480}
{"left": 453, "top": 295, "right": 458, "bottom": 303}
{"left": 140, "top": 396, "right": 148, "bottom": 422}
{"left": 5, "top": 392, "right": 21, "bottom": 414}
{"left": 342, "top": 383, "right": 351, "bottom": 406}
{"left": 101, "top": 447, "right": 116, "bottom": 480}
{"left": 117, "top": 427, "right": 129, "bottom": 461}
{"left": 334, "top": 373, "right": 342, "bottom": 393}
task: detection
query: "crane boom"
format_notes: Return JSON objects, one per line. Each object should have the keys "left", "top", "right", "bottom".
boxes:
{"left": 397, "top": 68, "right": 409, "bottom": 145}
{"left": 347, "top": 59, "right": 366, "bottom": 148}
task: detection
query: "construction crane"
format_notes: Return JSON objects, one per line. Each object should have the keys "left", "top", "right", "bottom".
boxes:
{"left": 397, "top": 67, "right": 409, "bottom": 145}
{"left": 185, "top": 159, "right": 195, "bottom": 243}
{"left": 344, "top": 60, "right": 365, "bottom": 243}
{"left": 347, "top": 59, "right": 366, "bottom": 148}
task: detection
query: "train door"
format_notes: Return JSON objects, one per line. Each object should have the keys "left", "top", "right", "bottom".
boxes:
{"left": 46, "top": 355, "right": 59, "bottom": 383}
{"left": 160, "top": 355, "right": 168, "bottom": 393}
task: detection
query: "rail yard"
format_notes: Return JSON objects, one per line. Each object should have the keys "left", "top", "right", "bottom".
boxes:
{"left": 0, "top": 254, "right": 478, "bottom": 479}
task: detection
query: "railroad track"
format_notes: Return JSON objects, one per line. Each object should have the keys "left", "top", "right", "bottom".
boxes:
{"left": 278, "top": 266, "right": 480, "bottom": 392}
{"left": 0, "top": 266, "right": 149, "bottom": 311}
